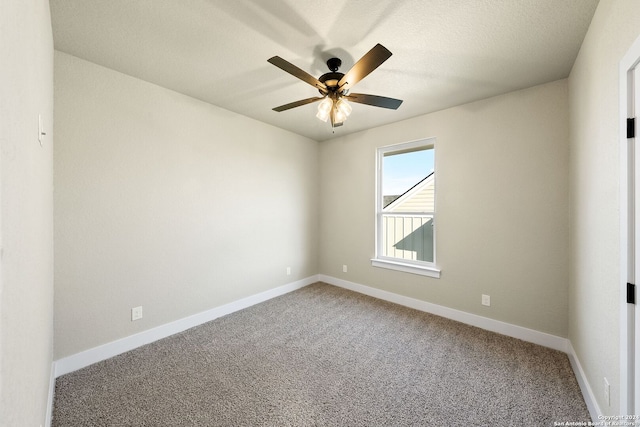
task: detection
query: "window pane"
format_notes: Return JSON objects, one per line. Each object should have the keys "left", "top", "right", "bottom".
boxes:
{"left": 381, "top": 147, "right": 434, "bottom": 262}
{"left": 382, "top": 149, "right": 434, "bottom": 207}
{"left": 382, "top": 214, "right": 434, "bottom": 262}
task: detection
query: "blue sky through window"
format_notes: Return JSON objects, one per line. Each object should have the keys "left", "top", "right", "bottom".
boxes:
{"left": 383, "top": 148, "right": 434, "bottom": 196}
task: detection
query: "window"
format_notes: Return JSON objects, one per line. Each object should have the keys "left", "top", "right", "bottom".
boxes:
{"left": 372, "top": 138, "right": 440, "bottom": 278}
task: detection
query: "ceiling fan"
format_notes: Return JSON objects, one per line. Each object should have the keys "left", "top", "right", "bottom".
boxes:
{"left": 267, "top": 44, "right": 403, "bottom": 128}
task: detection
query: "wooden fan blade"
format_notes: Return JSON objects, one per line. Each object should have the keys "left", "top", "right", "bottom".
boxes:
{"left": 268, "top": 56, "right": 327, "bottom": 93}
{"left": 338, "top": 44, "right": 392, "bottom": 92}
{"left": 345, "top": 93, "right": 403, "bottom": 110}
{"left": 272, "top": 96, "right": 325, "bottom": 112}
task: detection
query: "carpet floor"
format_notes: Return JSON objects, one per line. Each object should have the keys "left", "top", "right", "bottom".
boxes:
{"left": 53, "top": 282, "right": 590, "bottom": 426}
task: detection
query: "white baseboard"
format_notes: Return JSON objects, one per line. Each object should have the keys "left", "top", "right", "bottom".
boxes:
{"left": 567, "top": 341, "right": 602, "bottom": 421}
{"left": 54, "top": 275, "right": 319, "bottom": 377}
{"left": 45, "top": 361, "right": 55, "bottom": 427}
{"left": 319, "top": 274, "right": 569, "bottom": 352}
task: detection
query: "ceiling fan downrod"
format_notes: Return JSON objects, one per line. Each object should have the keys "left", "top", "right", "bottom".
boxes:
{"left": 326, "top": 57, "right": 342, "bottom": 72}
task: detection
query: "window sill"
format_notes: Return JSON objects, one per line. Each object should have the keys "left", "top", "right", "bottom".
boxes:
{"left": 371, "top": 258, "right": 441, "bottom": 278}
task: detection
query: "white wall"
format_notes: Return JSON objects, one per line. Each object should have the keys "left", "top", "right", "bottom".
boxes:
{"left": 568, "top": 0, "right": 640, "bottom": 416}
{"left": 54, "top": 52, "right": 319, "bottom": 359}
{"left": 0, "top": 0, "right": 54, "bottom": 425}
{"left": 319, "top": 80, "right": 570, "bottom": 337}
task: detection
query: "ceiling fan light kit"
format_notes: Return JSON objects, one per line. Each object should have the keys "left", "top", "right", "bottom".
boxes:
{"left": 268, "top": 44, "right": 403, "bottom": 129}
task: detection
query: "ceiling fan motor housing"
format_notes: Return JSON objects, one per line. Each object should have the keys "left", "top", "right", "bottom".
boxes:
{"left": 319, "top": 72, "right": 344, "bottom": 93}
{"left": 319, "top": 58, "right": 346, "bottom": 94}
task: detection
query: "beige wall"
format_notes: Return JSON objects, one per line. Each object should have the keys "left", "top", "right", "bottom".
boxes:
{"left": 0, "top": 0, "right": 54, "bottom": 425}
{"left": 568, "top": 0, "right": 640, "bottom": 415}
{"left": 54, "top": 52, "right": 319, "bottom": 359}
{"left": 319, "top": 80, "right": 571, "bottom": 337}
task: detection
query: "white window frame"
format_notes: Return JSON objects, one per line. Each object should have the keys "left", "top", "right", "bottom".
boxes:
{"left": 371, "top": 138, "right": 441, "bottom": 278}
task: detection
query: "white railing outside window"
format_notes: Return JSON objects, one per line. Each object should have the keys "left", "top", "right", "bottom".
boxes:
{"left": 381, "top": 213, "right": 434, "bottom": 263}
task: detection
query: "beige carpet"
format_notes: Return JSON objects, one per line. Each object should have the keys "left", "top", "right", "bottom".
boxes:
{"left": 53, "top": 282, "right": 590, "bottom": 426}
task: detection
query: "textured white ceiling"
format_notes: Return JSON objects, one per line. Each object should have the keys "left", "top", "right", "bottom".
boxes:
{"left": 50, "top": 0, "right": 599, "bottom": 142}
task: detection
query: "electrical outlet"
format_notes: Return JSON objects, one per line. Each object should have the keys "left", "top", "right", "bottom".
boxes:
{"left": 286, "top": 267, "right": 291, "bottom": 276}
{"left": 131, "top": 306, "right": 143, "bottom": 321}
{"left": 604, "top": 377, "right": 610, "bottom": 406}
{"left": 343, "top": 264, "right": 348, "bottom": 273}
{"left": 481, "top": 294, "right": 491, "bottom": 306}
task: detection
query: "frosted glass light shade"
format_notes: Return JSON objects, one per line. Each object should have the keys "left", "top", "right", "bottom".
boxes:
{"left": 316, "top": 97, "right": 333, "bottom": 122}
{"left": 336, "top": 98, "right": 352, "bottom": 117}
